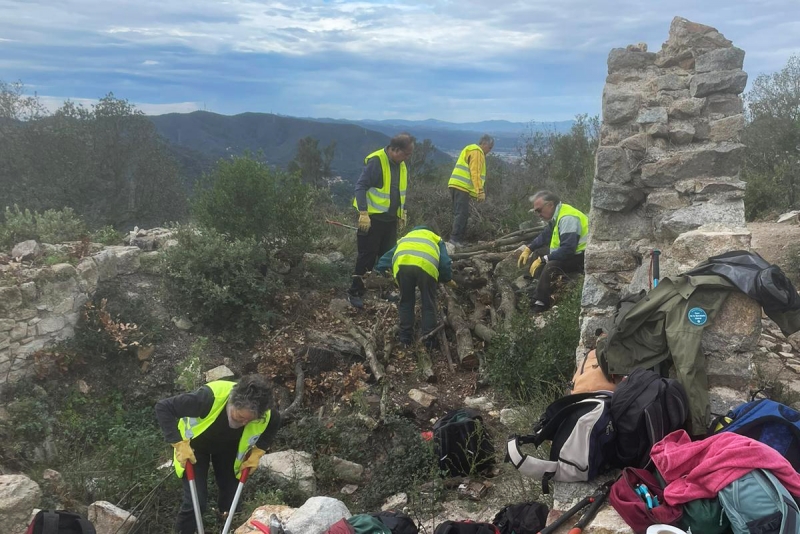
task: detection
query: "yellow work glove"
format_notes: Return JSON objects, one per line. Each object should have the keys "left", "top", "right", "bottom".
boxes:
{"left": 172, "top": 439, "right": 196, "bottom": 467}
{"left": 357, "top": 211, "right": 371, "bottom": 233}
{"left": 476, "top": 191, "right": 486, "bottom": 202}
{"left": 446, "top": 280, "right": 458, "bottom": 289}
{"left": 399, "top": 211, "right": 407, "bottom": 231}
{"left": 517, "top": 246, "right": 532, "bottom": 269}
{"left": 529, "top": 256, "right": 543, "bottom": 277}
{"left": 239, "top": 446, "right": 266, "bottom": 472}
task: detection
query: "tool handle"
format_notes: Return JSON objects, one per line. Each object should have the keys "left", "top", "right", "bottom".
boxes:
{"left": 573, "top": 487, "right": 610, "bottom": 532}
{"left": 538, "top": 496, "right": 592, "bottom": 534}
{"left": 185, "top": 461, "right": 196, "bottom": 481}
{"left": 239, "top": 467, "right": 250, "bottom": 483}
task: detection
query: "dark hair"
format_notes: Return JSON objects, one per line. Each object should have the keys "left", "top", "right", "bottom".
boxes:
{"left": 229, "top": 374, "right": 273, "bottom": 416}
{"left": 389, "top": 132, "right": 416, "bottom": 152}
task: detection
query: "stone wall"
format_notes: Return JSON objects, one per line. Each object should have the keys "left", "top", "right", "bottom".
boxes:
{"left": 0, "top": 246, "right": 159, "bottom": 390}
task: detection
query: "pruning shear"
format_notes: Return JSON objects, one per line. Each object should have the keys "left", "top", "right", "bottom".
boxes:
{"left": 634, "top": 484, "right": 660, "bottom": 509}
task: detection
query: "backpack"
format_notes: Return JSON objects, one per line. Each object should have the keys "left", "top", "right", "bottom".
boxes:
{"left": 433, "top": 521, "right": 500, "bottom": 534}
{"left": 718, "top": 469, "right": 800, "bottom": 534}
{"left": 570, "top": 349, "right": 617, "bottom": 394}
{"left": 433, "top": 409, "right": 495, "bottom": 477}
{"left": 609, "top": 467, "right": 683, "bottom": 534}
{"left": 506, "top": 392, "right": 615, "bottom": 493}
{"left": 491, "top": 502, "right": 549, "bottom": 534}
{"left": 370, "top": 510, "right": 418, "bottom": 534}
{"left": 26, "top": 511, "right": 96, "bottom": 534}
{"left": 610, "top": 368, "right": 688, "bottom": 468}
{"left": 713, "top": 399, "right": 800, "bottom": 473}
{"left": 326, "top": 518, "right": 356, "bottom": 534}
{"left": 654, "top": 468, "right": 730, "bottom": 534}
{"left": 347, "top": 515, "right": 392, "bottom": 534}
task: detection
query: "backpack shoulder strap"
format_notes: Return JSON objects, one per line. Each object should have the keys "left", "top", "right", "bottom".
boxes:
{"left": 534, "top": 396, "right": 610, "bottom": 443}
{"left": 75, "top": 517, "right": 96, "bottom": 534}
{"left": 41, "top": 511, "right": 60, "bottom": 534}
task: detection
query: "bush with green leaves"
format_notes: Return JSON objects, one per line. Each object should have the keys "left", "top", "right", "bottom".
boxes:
{"left": 0, "top": 205, "right": 87, "bottom": 249}
{"left": 92, "top": 225, "right": 124, "bottom": 245}
{"left": 192, "top": 154, "right": 316, "bottom": 259}
{"left": 162, "top": 225, "right": 280, "bottom": 338}
{"left": 485, "top": 278, "right": 583, "bottom": 399}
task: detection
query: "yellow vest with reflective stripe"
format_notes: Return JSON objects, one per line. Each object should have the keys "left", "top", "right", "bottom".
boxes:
{"left": 448, "top": 144, "right": 486, "bottom": 197}
{"left": 550, "top": 203, "right": 589, "bottom": 253}
{"left": 173, "top": 380, "right": 271, "bottom": 480}
{"left": 392, "top": 228, "right": 441, "bottom": 281}
{"left": 352, "top": 149, "right": 407, "bottom": 218}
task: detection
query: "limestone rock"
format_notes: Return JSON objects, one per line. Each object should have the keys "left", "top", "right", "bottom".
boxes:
{"left": 499, "top": 408, "right": 524, "bottom": 426}
{"left": 260, "top": 450, "right": 317, "bottom": 494}
{"left": 690, "top": 70, "right": 748, "bottom": 97}
{"left": 581, "top": 274, "right": 621, "bottom": 308}
{"left": 76, "top": 257, "right": 99, "bottom": 293}
{"left": 658, "top": 200, "right": 745, "bottom": 239}
{"left": 647, "top": 123, "right": 669, "bottom": 139}
{"left": 640, "top": 143, "right": 744, "bottom": 187}
{"left": 670, "top": 225, "right": 751, "bottom": 267}
{"left": 703, "top": 292, "right": 762, "bottom": 354}
{"left": 602, "top": 87, "right": 640, "bottom": 125}
{"left": 619, "top": 133, "right": 649, "bottom": 152}
{"left": 653, "top": 73, "right": 689, "bottom": 91}
{"left": 330, "top": 456, "right": 364, "bottom": 484}
{"left": 706, "top": 93, "right": 744, "bottom": 116}
{"left": 11, "top": 240, "right": 42, "bottom": 261}
{"left": 0, "top": 474, "right": 42, "bottom": 534}
{"left": 668, "top": 122, "right": 695, "bottom": 145}
{"left": 645, "top": 190, "right": 689, "bottom": 212}
{"left": 381, "top": 492, "right": 408, "bottom": 511}
{"left": 464, "top": 396, "right": 494, "bottom": 411}
{"left": 595, "top": 147, "right": 632, "bottom": 185}
{"left": 590, "top": 210, "right": 652, "bottom": 242}
{"left": 205, "top": 365, "right": 234, "bottom": 382}
{"left": 172, "top": 316, "right": 193, "bottom": 331}
{"left": 88, "top": 501, "right": 137, "bottom": 534}
{"left": 709, "top": 114, "right": 745, "bottom": 142}
{"left": 284, "top": 496, "right": 350, "bottom": 534}
{"left": 92, "top": 249, "right": 118, "bottom": 282}
{"left": 591, "top": 182, "right": 645, "bottom": 212}
{"left": 661, "top": 17, "right": 732, "bottom": 56}
{"left": 408, "top": 388, "right": 437, "bottom": 408}
{"left": 235, "top": 504, "right": 295, "bottom": 534}
{"left": 607, "top": 48, "right": 656, "bottom": 73}
{"left": 584, "top": 245, "right": 639, "bottom": 274}
{"left": 636, "top": 107, "right": 667, "bottom": 125}
{"left": 675, "top": 176, "right": 747, "bottom": 196}
{"left": 668, "top": 97, "right": 705, "bottom": 118}
{"left": 105, "top": 246, "right": 141, "bottom": 275}
{"left": 695, "top": 46, "right": 745, "bottom": 73}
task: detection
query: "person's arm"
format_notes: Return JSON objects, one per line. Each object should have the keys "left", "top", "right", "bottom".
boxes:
{"left": 354, "top": 158, "right": 383, "bottom": 211}
{"left": 154, "top": 386, "right": 215, "bottom": 443}
{"left": 374, "top": 245, "right": 397, "bottom": 274}
{"left": 255, "top": 409, "right": 282, "bottom": 450}
{"left": 547, "top": 215, "right": 580, "bottom": 261}
{"left": 466, "top": 149, "right": 485, "bottom": 194}
{"left": 438, "top": 241, "right": 453, "bottom": 283}
{"left": 527, "top": 224, "right": 553, "bottom": 251}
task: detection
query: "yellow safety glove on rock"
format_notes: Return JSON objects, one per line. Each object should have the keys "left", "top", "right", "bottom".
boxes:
{"left": 446, "top": 280, "right": 458, "bottom": 289}
{"left": 240, "top": 446, "right": 266, "bottom": 472}
{"left": 529, "top": 256, "right": 543, "bottom": 277}
{"left": 358, "top": 211, "right": 371, "bottom": 233}
{"left": 476, "top": 191, "right": 486, "bottom": 202}
{"left": 399, "top": 211, "right": 408, "bottom": 231}
{"left": 517, "top": 246, "right": 532, "bottom": 269}
{"left": 172, "top": 439, "right": 196, "bottom": 467}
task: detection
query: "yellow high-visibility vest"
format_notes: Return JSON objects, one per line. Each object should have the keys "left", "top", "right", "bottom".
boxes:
{"left": 392, "top": 228, "right": 441, "bottom": 281}
{"left": 173, "top": 380, "right": 271, "bottom": 480}
{"left": 352, "top": 149, "right": 407, "bottom": 218}
{"left": 550, "top": 203, "right": 589, "bottom": 253}
{"left": 447, "top": 144, "right": 486, "bottom": 197}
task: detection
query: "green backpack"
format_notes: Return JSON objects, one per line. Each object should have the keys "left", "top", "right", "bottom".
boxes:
{"left": 347, "top": 514, "right": 392, "bottom": 534}
{"left": 655, "top": 468, "right": 731, "bottom": 534}
{"left": 718, "top": 469, "right": 799, "bottom": 534}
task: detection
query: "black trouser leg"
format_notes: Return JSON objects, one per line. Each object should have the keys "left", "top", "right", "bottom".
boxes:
{"left": 396, "top": 266, "right": 418, "bottom": 343}
{"left": 533, "top": 252, "right": 585, "bottom": 306}
{"left": 450, "top": 188, "right": 471, "bottom": 243}
{"left": 418, "top": 271, "right": 438, "bottom": 338}
{"left": 176, "top": 454, "right": 210, "bottom": 534}
{"left": 349, "top": 217, "right": 396, "bottom": 296}
{"left": 212, "top": 449, "right": 240, "bottom": 515}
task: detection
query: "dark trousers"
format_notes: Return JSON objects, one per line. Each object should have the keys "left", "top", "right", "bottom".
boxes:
{"left": 396, "top": 265, "right": 438, "bottom": 343}
{"left": 533, "top": 250, "right": 585, "bottom": 307}
{"left": 450, "top": 188, "right": 471, "bottom": 243}
{"left": 175, "top": 449, "right": 239, "bottom": 534}
{"left": 349, "top": 217, "right": 397, "bottom": 296}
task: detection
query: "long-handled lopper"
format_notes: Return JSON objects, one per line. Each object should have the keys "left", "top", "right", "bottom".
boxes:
{"left": 567, "top": 482, "right": 612, "bottom": 534}
{"left": 220, "top": 467, "right": 251, "bottom": 534}
{"left": 325, "top": 219, "right": 358, "bottom": 231}
{"left": 184, "top": 462, "right": 206, "bottom": 534}
{"left": 538, "top": 481, "right": 613, "bottom": 534}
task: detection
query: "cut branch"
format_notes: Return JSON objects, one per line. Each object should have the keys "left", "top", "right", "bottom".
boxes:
{"left": 496, "top": 279, "right": 516, "bottom": 329}
{"left": 279, "top": 357, "right": 305, "bottom": 421}
{"left": 442, "top": 286, "right": 478, "bottom": 369}
{"left": 438, "top": 308, "right": 456, "bottom": 373}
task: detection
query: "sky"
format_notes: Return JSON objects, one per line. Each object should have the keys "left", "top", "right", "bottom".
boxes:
{"left": 0, "top": 0, "right": 798, "bottom": 123}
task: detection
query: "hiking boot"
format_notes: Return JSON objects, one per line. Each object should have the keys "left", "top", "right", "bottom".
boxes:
{"left": 348, "top": 294, "right": 364, "bottom": 309}
{"left": 385, "top": 291, "right": 400, "bottom": 303}
{"left": 531, "top": 300, "right": 548, "bottom": 313}
{"left": 423, "top": 337, "right": 439, "bottom": 351}
{"left": 398, "top": 336, "right": 413, "bottom": 347}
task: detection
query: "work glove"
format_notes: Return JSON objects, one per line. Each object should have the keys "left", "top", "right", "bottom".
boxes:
{"left": 357, "top": 211, "right": 371, "bottom": 233}
{"left": 399, "top": 211, "right": 407, "bottom": 231}
{"left": 476, "top": 191, "right": 486, "bottom": 202}
{"left": 172, "top": 439, "right": 196, "bottom": 467}
{"left": 517, "top": 246, "right": 532, "bottom": 269}
{"left": 239, "top": 446, "right": 266, "bottom": 472}
{"left": 529, "top": 256, "right": 543, "bottom": 277}
{"left": 446, "top": 280, "right": 458, "bottom": 289}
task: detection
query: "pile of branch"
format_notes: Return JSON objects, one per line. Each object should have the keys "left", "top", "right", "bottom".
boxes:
{"left": 451, "top": 226, "right": 544, "bottom": 260}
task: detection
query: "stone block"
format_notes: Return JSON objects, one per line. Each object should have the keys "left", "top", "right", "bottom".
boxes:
{"left": 584, "top": 244, "right": 639, "bottom": 274}
{"left": 653, "top": 73, "right": 689, "bottom": 91}
{"left": 579, "top": 311, "right": 615, "bottom": 349}
{"left": 640, "top": 143, "right": 744, "bottom": 187}
{"left": 106, "top": 246, "right": 141, "bottom": 275}
{"left": 589, "top": 209, "right": 652, "bottom": 242}
{"left": 408, "top": 388, "right": 437, "bottom": 407}
{"left": 88, "top": 501, "right": 137, "bottom": 534}
{"left": 10, "top": 322, "right": 27, "bottom": 342}
{"left": 607, "top": 48, "right": 656, "bottom": 72}
{"left": 708, "top": 386, "right": 749, "bottom": 418}
{"left": 709, "top": 114, "right": 745, "bottom": 142}
{"left": 595, "top": 147, "right": 632, "bottom": 184}
{"left": 204, "top": 365, "right": 234, "bottom": 382}
{"left": 37, "top": 316, "right": 66, "bottom": 335}
{"left": 260, "top": 450, "right": 316, "bottom": 493}
{"left": 636, "top": 107, "right": 667, "bottom": 124}
{"left": 76, "top": 257, "right": 99, "bottom": 293}
{"left": 581, "top": 274, "right": 620, "bottom": 308}
{"left": 11, "top": 240, "right": 42, "bottom": 261}
{"left": 591, "top": 182, "right": 645, "bottom": 212}
{"left": 645, "top": 190, "right": 690, "bottom": 211}
{"left": 599, "top": 124, "right": 634, "bottom": 146}
{"left": 671, "top": 224, "right": 751, "bottom": 267}
{"left": 703, "top": 292, "right": 761, "bottom": 353}
{"left": 0, "top": 319, "right": 13, "bottom": 332}
{"left": 284, "top": 497, "right": 349, "bottom": 534}
{"left": 674, "top": 176, "right": 747, "bottom": 195}
{"left": 690, "top": 70, "right": 748, "bottom": 97}
{"left": 706, "top": 351, "right": 752, "bottom": 389}
{"left": 619, "top": 133, "right": 649, "bottom": 152}
{"left": 0, "top": 286, "right": 22, "bottom": 314}
{"left": 659, "top": 199, "right": 745, "bottom": 239}
{"left": 669, "top": 122, "right": 695, "bottom": 145}
{"left": 668, "top": 97, "right": 706, "bottom": 118}
{"left": 51, "top": 263, "right": 77, "bottom": 279}
{"left": 602, "top": 87, "right": 640, "bottom": 125}
{"left": 0, "top": 474, "right": 42, "bottom": 534}
{"left": 655, "top": 48, "right": 695, "bottom": 70}
{"left": 706, "top": 93, "right": 743, "bottom": 116}
{"left": 92, "top": 249, "right": 118, "bottom": 282}
{"left": 663, "top": 16, "right": 733, "bottom": 54}
{"left": 625, "top": 258, "right": 682, "bottom": 297}
{"left": 330, "top": 456, "right": 364, "bottom": 485}
{"left": 695, "top": 46, "right": 745, "bottom": 73}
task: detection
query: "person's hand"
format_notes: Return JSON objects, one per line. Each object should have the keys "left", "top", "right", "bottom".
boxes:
{"left": 446, "top": 280, "right": 458, "bottom": 289}
{"left": 529, "top": 256, "right": 543, "bottom": 277}
{"left": 172, "top": 439, "right": 196, "bottom": 467}
{"left": 517, "top": 246, "right": 532, "bottom": 269}
{"left": 399, "top": 211, "right": 408, "bottom": 231}
{"left": 240, "top": 447, "right": 266, "bottom": 472}
{"left": 358, "top": 211, "right": 371, "bottom": 233}
{"left": 476, "top": 191, "right": 486, "bottom": 202}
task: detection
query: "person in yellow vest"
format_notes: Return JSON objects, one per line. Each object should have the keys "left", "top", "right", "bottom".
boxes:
{"left": 155, "top": 375, "right": 281, "bottom": 534}
{"left": 374, "top": 225, "right": 455, "bottom": 347}
{"left": 517, "top": 191, "right": 589, "bottom": 313}
{"left": 447, "top": 135, "right": 494, "bottom": 247}
{"left": 348, "top": 133, "right": 415, "bottom": 309}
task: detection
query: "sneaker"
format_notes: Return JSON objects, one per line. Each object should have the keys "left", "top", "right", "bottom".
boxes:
{"left": 532, "top": 300, "right": 548, "bottom": 313}
{"left": 348, "top": 294, "right": 364, "bottom": 309}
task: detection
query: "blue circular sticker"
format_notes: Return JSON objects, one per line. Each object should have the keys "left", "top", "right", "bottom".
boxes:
{"left": 687, "top": 307, "right": 708, "bottom": 326}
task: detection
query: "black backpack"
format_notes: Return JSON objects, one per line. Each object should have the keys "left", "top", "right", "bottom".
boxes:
{"left": 491, "top": 502, "right": 549, "bottom": 534}
{"left": 26, "top": 511, "right": 96, "bottom": 534}
{"left": 433, "top": 521, "right": 500, "bottom": 534}
{"left": 610, "top": 368, "right": 689, "bottom": 468}
{"left": 433, "top": 408, "right": 495, "bottom": 477}
{"left": 370, "top": 510, "right": 418, "bottom": 534}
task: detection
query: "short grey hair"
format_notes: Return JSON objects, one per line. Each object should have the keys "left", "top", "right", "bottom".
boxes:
{"left": 478, "top": 134, "right": 494, "bottom": 147}
{"left": 529, "top": 190, "right": 560, "bottom": 205}
{"left": 229, "top": 374, "right": 273, "bottom": 416}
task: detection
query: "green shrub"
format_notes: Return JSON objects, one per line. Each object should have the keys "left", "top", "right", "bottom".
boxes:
{"left": 162, "top": 225, "right": 280, "bottom": 338}
{"left": 485, "top": 278, "right": 583, "bottom": 399}
{"left": 0, "top": 205, "right": 87, "bottom": 249}
{"left": 92, "top": 225, "right": 124, "bottom": 245}
{"left": 192, "top": 154, "right": 316, "bottom": 259}
{"left": 175, "top": 337, "right": 208, "bottom": 391}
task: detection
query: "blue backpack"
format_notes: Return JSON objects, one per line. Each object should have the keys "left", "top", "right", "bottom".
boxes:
{"left": 718, "top": 469, "right": 800, "bottom": 534}
{"left": 713, "top": 399, "right": 800, "bottom": 473}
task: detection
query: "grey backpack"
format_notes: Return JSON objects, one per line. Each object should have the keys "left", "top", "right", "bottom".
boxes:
{"left": 718, "top": 469, "right": 800, "bottom": 534}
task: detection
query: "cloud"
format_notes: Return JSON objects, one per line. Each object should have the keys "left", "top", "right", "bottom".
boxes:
{"left": 38, "top": 95, "right": 202, "bottom": 115}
